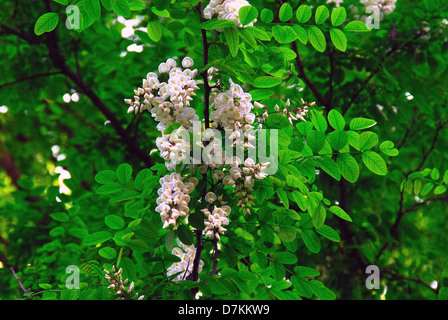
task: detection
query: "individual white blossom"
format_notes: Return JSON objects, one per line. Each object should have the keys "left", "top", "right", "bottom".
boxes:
{"left": 203, "top": 0, "right": 257, "bottom": 28}
{"left": 166, "top": 239, "right": 204, "bottom": 282}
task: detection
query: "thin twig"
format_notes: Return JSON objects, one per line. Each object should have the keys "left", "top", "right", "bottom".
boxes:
{"left": 291, "top": 40, "right": 328, "bottom": 108}
{"left": 0, "top": 71, "right": 62, "bottom": 89}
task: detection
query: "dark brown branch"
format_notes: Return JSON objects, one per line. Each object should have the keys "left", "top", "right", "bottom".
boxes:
{"left": 0, "top": 253, "right": 29, "bottom": 293}
{"left": 382, "top": 269, "right": 439, "bottom": 294}
{"left": 291, "top": 40, "right": 328, "bottom": 108}
{"left": 209, "top": 237, "right": 220, "bottom": 278}
{"left": 0, "top": 24, "right": 41, "bottom": 45}
{"left": 187, "top": 2, "right": 209, "bottom": 294}
{"left": 41, "top": 0, "right": 155, "bottom": 168}
{"left": 411, "top": 120, "right": 448, "bottom": 173}
{"left": 0, "top": 72, "right": 62, "bottom": 89}
{"left": 342, "top": 31, "right": 424, "bottom": 115}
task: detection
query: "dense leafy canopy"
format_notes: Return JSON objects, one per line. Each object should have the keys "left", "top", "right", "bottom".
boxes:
{"left": 0, "top": 0, "right": 448, "bottom": 301}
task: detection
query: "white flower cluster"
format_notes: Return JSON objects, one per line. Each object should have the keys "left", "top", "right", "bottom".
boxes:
{"left": 274, "top": 98, "right": 311, "bottom": 125}
{"left": 219, "top": 157, "right": 270, "bottom": 215}
{"left": 202, "top": 193, "right": 231, "bottom": 240}
{"left": 155, "top": 127, "right": 190, "bottom": 170}
{"left": 326, "top": 0, "right": 344, "bottom": 7}
{"left": 125, "top": 57, "right": 199, "bottom": 132}
{"left": 155, "top": 172, "right": 198, "bottom": 229}
{"left": 166, "top": 239, "right": 204, "bottom": 282}
{"left": 360, "top": 0, "right": 397, "bottom": 15}
{"left": 210, "top": 79, "right": 256, "bottom": 131}
{"left": 204, "top": 0, "right": 257, "bottom": 28}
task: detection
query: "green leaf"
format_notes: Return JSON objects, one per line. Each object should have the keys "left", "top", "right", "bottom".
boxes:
{"left": 98, "top": 247, "right": 117, "bottom": 259}
{"left": 329, "top": 206, "right": 352, "bottom": 222}
{"left": 277, "top": 188, "right": 290, "bottom": 208}
{"left": 105, "top": 215, "right": 125, "bottom": 230}
{"left": 330, "top": 28, "right": 347, "bottom": 52}
{"left": 245, "top": 26, "right": 271, "bottom": 41}
{"left": 254, "top": 76, "right": 282, "bottom": 88}
{"left": 316, "top": 225, "right": 340, "bottom": 242}
{"left": 109, "top": 190, "right": 139, "bottom": 202}
{"left": 307, "top": 130, "right": 326, "bottom": 153}
{"left": 315, "top": 5, "right": 330, "bottom": 25}
{"left": 311, "top": 205, "right": 326, "bottom": 229}
{"left": 83, "top": 0, "right": 101, "bottom": 21}
{"left": 49, "top": 226, "right": 65, "bottom": 237}
{"left": 331, "top": 7, "right": 347, "bottom": 26}
{"left": 249, "top": 89, "right": 274, "bottom": 100}
{"left": 39, "top": 283, "right": 52, "bottom": 290}
{"left": 147, "top": 21, "right": 162, "bottom": 42}
{"left": 362, "top": 151, "right": 387, "bottom": 176}
{"left": 349, "top": 117, "right": 377, "bottom": 130}
{"left": 50, "top": 212, "right": 69, "bottom": 222}
{"left": 134, "top": 168, "right": 153, "bottom": 191}
{"left": 379, "top": 141, "right": 399, "bottom": 156}
{"left": 279, "top": 3, "right": 293, "bottom": 22}
{"left": 100, "top": 0, "right": 116, "bottom": 10}
{"left": 337, "top": 153, "right": 359, "bottom": 183}
{"left": 95, "top": 170, "right": 117, "bottom": 184}
{"left": 296, "top": 121, "right": 313, "bottom": 136}
{"left": 328, "top": 109, "right": 345, "bottom": 130}
{"left": 54, "top": 0, "right": 69, "bottom": 4}
{"left": 223, "top": 27, "right": 239, "bottom": 57}
{"left": 177, "top": 225, "right": 194, "bottom": 246}
{"left": 239, "top": 6, "right": 258, "bottom": 26}
{"left": 278, "top": 226, "right": 296, "bottom": 242}
{"left": 154, "top": 0, "right": 170, "bottom": 11}
{"left": 434, "top": 185, "right": 447, "bottom": 195}
{"left": 310, "top": 110, "right": 328, "bottom": 132}
{"left": 275, "top": 252, "right": 298, "bottom": 264}
{"left": 34, "top": 13, "right": 59, "bottom": 35}
{"left": 327, "top": 130, "right": 348, "bottom": 151}
{"left": 128, "top": 239, "right": 150, "bottom": 252}
{"left": 431, "top": 168, "right": 440, "bottom": 180}
{"left": 83, "top": 231, "right": 112, "bottom": 245}
{"left": 272, "top": 25, "right": 296, "bottom": 44}
{"left": 116, "top": 163, "right": 132, "bottom": 185}
{"left": 189, "top": 213, "right": 205, "bottom": 231}
{"left": 359, "top": 131, "right": 378, "bottom": 151}
{"left": 347, "top": 131, "right": 361, "bottom": 151}
{"left": 421, "top": 182, "right": 434, "bottom": 196}
{"left": 260, "top": 8, "right": 274, "bottom": 23}
{"left": 301, "top": 229, "right": 321, "bottom": 253}
{"left": 294, "top": 266, "right": 320, "bottom": 277}
{"left": 311, "top": 282, "right": 336, "bottom": 300}
{"left": 307, "top": 26, "right": 326, "bottom": 52}
{"left": 318, "top": 157, "right": 341, "bottom": 181}
{"left": 292, "top": 25, "right": 308, "bottom": 45}
{"left": 113, "top": 0, "right": 131, "bottom": 18}
{"left": 344, "top": 20, "right": 371, "bottom": 32}
{"left": 96, "top": 182, "right": 123, "bottom": 194}
{"left": 296, "top": 5, "right": 312, "bottom": 23}
{"left": 201, "top": 18, "right": 235, "bottom": 30}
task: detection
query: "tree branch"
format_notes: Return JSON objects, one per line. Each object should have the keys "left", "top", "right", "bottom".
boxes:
{"left": 382, "top": 269, "right": 439, "bottom": 294}
{"left": 0, "top": 24, "right": 41, "bottom": 45}
{"left": 342, "top": 31, "right": 424, "bottom": 115}
{"left": 0, "top": 71, "right": 62, "bottom": 89}
{"left": 291, "top": 40, "right": 328, "bottom": 108}
{"left": 41, "top": 0, "right": 155, "bottom": 168}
